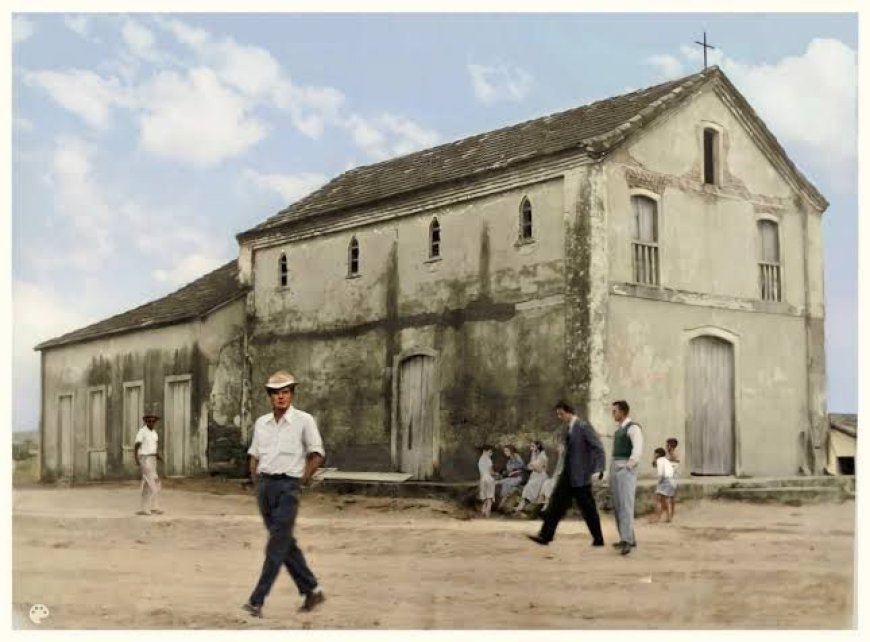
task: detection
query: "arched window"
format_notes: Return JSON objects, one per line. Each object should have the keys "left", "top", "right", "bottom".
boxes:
{"left": 429, "top": 218, "right": 441, "bottom": 259}
{"left": 519, "top": 197, "right": 533, "bottom": 241}
{"left": 757, "top": 219, "right": 781, "bottom": 301}
{"left": 278, "top": 252, "right": 288, "bottom": 287}
{"left": 631, "top": 195, "right": 660, "bottom": 285}
{"left": 348, "top": 236, "right": 360, "bottom": 276}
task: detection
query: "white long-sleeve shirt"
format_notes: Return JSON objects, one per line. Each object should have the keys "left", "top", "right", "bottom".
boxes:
{"left": 621, "top": 417, "right": 644, "bottom": 465}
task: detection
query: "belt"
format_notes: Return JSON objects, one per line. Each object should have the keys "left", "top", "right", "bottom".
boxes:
{"left": 259, "top": 473, "right": 299, "bottom": 480}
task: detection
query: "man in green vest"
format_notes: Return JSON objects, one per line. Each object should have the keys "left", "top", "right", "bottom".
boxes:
{"left": 610, "top": 400, "right": 643, "bottom": 555}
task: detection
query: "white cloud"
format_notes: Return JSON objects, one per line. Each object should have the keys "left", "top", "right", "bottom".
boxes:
{"left": 243, "top": 169, "right": 328, "bottom": 203}
{"left": 12, "top": 15, "right": 35, "bottom": 44}
{"left": 274, "top": 82, "right": 346, "bottom": 139}
{"left": 153, "top": 253, "right": 226, "bottom": 287}
{"left": 24, "top": 69, "right": 126, "bottom": 129}
{"left": 646, "top": 54, "right": 685, "bottom": 81}
{"left": 64, "top": 15, "right": 97, "bottom": 41}
{"left": 13, "top": 280, "right": 94, "bottom": 354}
{"left": 648, "top": 38, "right": 856, "bottom": 187}
{"left": 722, "top": 39, "right": 856, "bottom": 163}
{"left": 121, "top": 18, "right": 162, "bottom": 63}
{"left": 12, "top": 280, "right": 98, "bottom": 429}
{"left": 344, "top": 113, "right": 441, "bottom": 161}
{"left": 137, "top": 67, "right": 266, "bottom": 167}
{"left": 22, "top": 17, "right": 439, "bottom": 168}
{"left": 48, "top": 136, "right": 116, "bottom": 269}
{"left": 467, "top": 63, "right": 534, "bottom": 104}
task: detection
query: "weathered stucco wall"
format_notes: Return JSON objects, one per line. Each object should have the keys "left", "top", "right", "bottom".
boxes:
{"left": 606, "top": 89, "right": 807, "bottom": 306}
{"left": 249, "top": 178, "right": 572, "bottom": 479}
{"left": 40, "top": 299, "right": 245, "bottom": 481}
{"left": 604, "top": 295, "right": 808, "bottom": 477}
{"left": 595, "top": 85, "right": 825, "bottom": 477}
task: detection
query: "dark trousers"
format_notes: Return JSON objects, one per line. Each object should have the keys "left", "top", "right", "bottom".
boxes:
{"left": 539, "top": 475, "right": 604, "bottom": 544}
{"left": 249, "top": 476, "right": 318, "bottom": 606}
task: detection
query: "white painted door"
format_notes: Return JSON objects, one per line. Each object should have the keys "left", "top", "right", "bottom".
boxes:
{"left": 58, "top": 394, "right": 73, "bottom": 478}
{"left": 88, "top": 388, "right": 107, "bottom": 479}
{"left": 122, "top": 384, "right": 143, "bottom": 473}
{"left": 398, "top": 355, "right": 436, "bottom": 479}
{"left": 165, "top": 379, "right": 191, "bottom": 476}
{"left": 688, "top": 336, "right": 735, "bottom": 475}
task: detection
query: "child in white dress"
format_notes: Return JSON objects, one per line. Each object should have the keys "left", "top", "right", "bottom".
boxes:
{"left": 650, "top": 447, "right": 676, "bottom": 523}
{"left": 478, "top": 445, "right": 496, "bottom": 517}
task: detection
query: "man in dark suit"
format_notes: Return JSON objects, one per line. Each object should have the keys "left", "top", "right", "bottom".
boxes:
{"left": 527, "top": 399, "right": 606, "bottom": 546}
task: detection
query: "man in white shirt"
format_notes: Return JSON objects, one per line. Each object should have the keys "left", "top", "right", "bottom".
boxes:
{"left": 609, "top": 400, "right": 644, "bottom": 556}
{"left": 242, "top": 371, "right": 326, "bottom": 618}
{"left": 134, "top": 411, "right": 163, "bottom": 516}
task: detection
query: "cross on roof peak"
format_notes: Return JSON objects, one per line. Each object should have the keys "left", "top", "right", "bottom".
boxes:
{"left": 694, "top": 31, "right": 716, "bottom": 70}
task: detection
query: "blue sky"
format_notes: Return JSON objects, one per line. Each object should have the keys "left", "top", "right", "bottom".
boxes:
{"left": 11, "top": 12, "right": 858, "bottom": 431}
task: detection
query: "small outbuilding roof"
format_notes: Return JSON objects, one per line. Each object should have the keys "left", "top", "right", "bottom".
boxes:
{"left": 35, "top": 261, "right": 246, "bottom": 351}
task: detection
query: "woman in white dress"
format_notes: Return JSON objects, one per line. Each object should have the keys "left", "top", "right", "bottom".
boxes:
{"left": 514, "top": 441, "right": 549, "bottom": 513}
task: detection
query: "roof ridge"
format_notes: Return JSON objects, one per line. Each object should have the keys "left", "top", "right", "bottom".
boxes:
{"left": 276, "top": 69, "right": 711, "bottom": 206}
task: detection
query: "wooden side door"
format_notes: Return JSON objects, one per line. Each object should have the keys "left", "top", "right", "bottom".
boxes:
{"left": 688, "top": 335, "right": 735, "bottom": 475}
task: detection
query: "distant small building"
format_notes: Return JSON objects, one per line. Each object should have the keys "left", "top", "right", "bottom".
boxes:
{"left": 35, "top": 262, "right": 247, "bottom": 481}
{"left": 827, "top": 414, "right": 856, "bottom": 476}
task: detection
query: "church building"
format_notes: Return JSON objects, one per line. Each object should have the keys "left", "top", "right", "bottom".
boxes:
{"left": 36, "top": 66, "right": 828, "bottom": 482}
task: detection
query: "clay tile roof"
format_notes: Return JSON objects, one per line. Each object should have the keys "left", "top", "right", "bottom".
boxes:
{"left": 239, "top": 70, "right": 709, "bottom": 239}
{"left": 238, "top": 66, "right": 826, "bottom": 243}
{"left": 35, "top": 261, "right": 246, "bottom": 351}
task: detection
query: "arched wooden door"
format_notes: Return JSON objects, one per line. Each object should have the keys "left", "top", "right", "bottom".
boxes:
{"left": 396, "top": 353, "right": 437, "bottom": 479}
{"left": 687, "top": 335, "right": 735, "bottom": 475}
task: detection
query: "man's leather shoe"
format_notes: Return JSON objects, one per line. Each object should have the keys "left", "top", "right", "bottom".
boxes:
{"left": 592, "top": 540, "right": 605, "bottom": 546}
{"left": 620, "top": 542, "right": 632, "bottom": 556}
{"left": 300, "top": 590, "right": 326, "bottom": 612}
{"left": 526, "top": 534, "right": 549, "bottom": 546}
{"left": 242, "top": 602, "right": 262, "bottom": 617}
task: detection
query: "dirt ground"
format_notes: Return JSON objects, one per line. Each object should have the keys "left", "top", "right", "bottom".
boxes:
{"left": 12, "top": 479, "right": 854, "bottom": 629}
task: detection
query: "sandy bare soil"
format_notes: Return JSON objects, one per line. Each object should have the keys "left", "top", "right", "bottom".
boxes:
{"left": 12, "top": 480, "right": 854, "bottom": 629}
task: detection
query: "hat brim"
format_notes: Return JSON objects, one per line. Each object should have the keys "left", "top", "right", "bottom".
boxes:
{"left": 143, "top": 415, "right": 160, "bottom": 419}
{"left": 265, "top": 383, "right": 297, "bottom": 390}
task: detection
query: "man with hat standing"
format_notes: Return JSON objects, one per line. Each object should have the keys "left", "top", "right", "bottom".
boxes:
{"left": 134, "top": 406, "right": 164, "bottom": 516}
{"left": 243, "top": 371, "right": 326, "bottom": 617}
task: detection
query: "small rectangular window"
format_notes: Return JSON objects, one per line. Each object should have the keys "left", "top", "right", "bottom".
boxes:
{"left": 703, "top": 128, "right": 718, "bottom": 185}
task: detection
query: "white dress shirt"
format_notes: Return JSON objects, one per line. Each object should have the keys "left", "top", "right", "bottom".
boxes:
{"left": 620, "top": 417, "right": 644, "bottom": 465}
{"left": 248, "top": 407, "right": 326, "bottom": 476}
{"left": 134, "top": 426, "right": 159, "bottom": 456}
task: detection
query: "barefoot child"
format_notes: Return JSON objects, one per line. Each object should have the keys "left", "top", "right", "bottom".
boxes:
{"left": 650, "top": 447, "right": 676, "bottom": 523}
{"left": 665, "top": 438, "right": 680, "bottom": 518}
{"left": 478, "top": 445, "right": 496, "bottom": 517}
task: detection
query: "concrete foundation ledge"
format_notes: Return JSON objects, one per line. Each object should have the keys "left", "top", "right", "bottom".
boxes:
{"left": 314, "top": 475, "right": 856, "bottom": 515}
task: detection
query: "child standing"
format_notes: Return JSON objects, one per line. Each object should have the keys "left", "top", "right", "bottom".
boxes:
{"left": 665, "top": 437, "right": 680, "bottom": 518}
{"left": 478, "top": 445, "right": 496, "bottom": 517}
{"left": 650, "top": 447, "right": 676, "bottom": 523}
